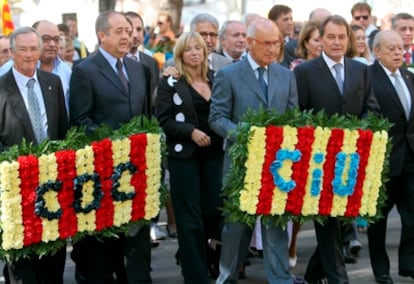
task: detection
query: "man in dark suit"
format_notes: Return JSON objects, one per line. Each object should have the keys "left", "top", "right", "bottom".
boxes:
{"left": 294, "top": 15, "right": 380, "bottom": 284}
{"left": 0, "top": 26, "right": 68, "bottom": 284}
{"left": 268, "top": 4, "right": 297, "bottom": 68}
{"left": 368, "top": 30, "right": 414, "bottom": 284}
{"left": 69, "top": 11, "right": 151, "bottom": 284}
{"left": 210, "top": 18, "right": 298, "bottom": 284}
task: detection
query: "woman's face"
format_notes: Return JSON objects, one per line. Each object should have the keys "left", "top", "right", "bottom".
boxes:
{"left": 305, "top": 29, "right": 322, "bottom": 60}
{"left": 355, "top": 29, "right": 367, "bottom": 55}
{"left": 182, "top": 38, "right": 204, "bottom": 68}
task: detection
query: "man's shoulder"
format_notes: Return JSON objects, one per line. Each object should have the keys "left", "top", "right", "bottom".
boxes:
{"left": 38, "top": 69, "right": 61, "bottom": 83}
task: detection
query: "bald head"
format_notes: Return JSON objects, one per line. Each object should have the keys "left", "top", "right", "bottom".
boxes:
{"left": 309, "top": 8, "right": 331, "bottom": 26}
{"left": 33, "top": 20, "right": 61, "bottom": 64}
{"left": 373, "top": 30, "right": 404, "bottom": 72}
{"left": 241, "top": 13, "right": 263, "bottom": 27}
{"left": 247, "top": 19, "right": 283, "bottom": 66}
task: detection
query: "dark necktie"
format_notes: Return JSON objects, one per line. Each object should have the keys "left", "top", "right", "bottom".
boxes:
{"left": 333, "top": 63, "right": 343, "bottom": 95}
{"left": 116, "top": 59, "right": 129, "bottom": 93}
{"left": 404, "top": 52, "right": 411, "bottom": 65}
{"left": 391, "top": 72, "right": 411, "bottom": 120}
{"left": 258, "top": 67, "right": 268, "bottom": 103}
{"left": 26, "top": 78, "right": 46, "bottom": 143}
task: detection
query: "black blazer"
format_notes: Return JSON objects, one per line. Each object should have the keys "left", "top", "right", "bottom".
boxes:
{"left": 281, "top": 38, "right": 297, "bottom": 68}
{"left": 156, "top": 70, "right": 215, "bottom": 159}
{"left": 294, "top": 56, "right": 380, "bottom": 117}
{"left": 0, "top": 69, "right": 68, "bottom": 152}
{"left": 69, "top": 50, "right": 150, "bottom": 131}
{"left": 369, "top": 60, "right": 414, "bottom": 177}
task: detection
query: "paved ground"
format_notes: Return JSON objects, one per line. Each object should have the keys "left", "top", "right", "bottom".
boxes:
{"left": 0, "top": 207, "right": 410, "bottom": 284}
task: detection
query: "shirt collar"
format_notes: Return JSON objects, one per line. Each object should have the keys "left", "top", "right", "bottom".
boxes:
{"left": 378, "top": 61, "right": 402, "bottom": 77}
{"left": 99, "top": 47, "right": 122, "bottom": 68}
{"left": 247, "top": 53, "right": 267, "bottom": 71}
{"left": 322, "top": 51, "right": 344, "bottom": 69}
{"left": 12, "top": 67, "right": 38, "bottom": 84}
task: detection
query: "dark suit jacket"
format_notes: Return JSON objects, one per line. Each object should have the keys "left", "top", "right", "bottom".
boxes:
{"left": 281, "top": 38, "right": 297, "bottom": 68}
{"left": 138, "top": 51, "right": 159, "bottom": 114}
{"left": 369, "top": 60, "right": 414, "bottom": 177}
{"left": 156, "top": 70, "right": 216, "bottom": 159}
{"left": 0, "top": 69, "right": 68, "bottom": 151}
{"left": 294, "top": 56, "right": 380, "bottom": 117}
{"left": 69, "top": 50, "right": 150, "bottom": 130}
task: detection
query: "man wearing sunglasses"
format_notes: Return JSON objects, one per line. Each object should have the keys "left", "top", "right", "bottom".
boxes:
{"left": 351, "top": 2, "right": 378, "bottom": 39}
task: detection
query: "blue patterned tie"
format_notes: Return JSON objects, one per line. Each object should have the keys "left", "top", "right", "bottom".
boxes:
{"left": 26, "top": 78, "right": 46, "bottom": 143}
{"left": 333, "top": 63, "right": 343, "bottom": 95}
{"left": 258, "top": 67, "right": 268, "bottom": 103}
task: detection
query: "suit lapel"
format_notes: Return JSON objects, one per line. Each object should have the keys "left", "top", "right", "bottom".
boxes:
{"left": 96, "top": 52, "right": 129, "bottom": 99}
{"left": 374, "top": 61, "right": 407, "bottom": 115}
{"left": 317, "top": 57, "right": 342, "bottom": 97}
{"left": 38, "top": 71, "right": 56, "bottom": 139}
{"left": 4, "top": 71, "right": 37, "bottom": 142}
{"left": 401, "top": 67, "right": 414, "bottom": 120}
{"left": 238, "top": 60, "right": 267, "bottom": 105}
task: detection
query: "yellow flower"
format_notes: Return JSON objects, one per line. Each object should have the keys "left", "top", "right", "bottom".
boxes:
{"left": 241, "top": 127, "right": 266, "bottom": 214}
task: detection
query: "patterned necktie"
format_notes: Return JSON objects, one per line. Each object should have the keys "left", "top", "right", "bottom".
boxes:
{"left": 404, "top": 52, "right": 411, "bottom": 65}
{"left": 258, "top": 67, "right": 268, "bottom": 104}
{"left": 333, "top": 63, "right": 343, "bottom": 95}
{"left": 116, "top": 59, "right": 129, "bottom": 93}
{"left": 26, "top": 78, "right": 46, "bottom": 143}
{"left": 391, "top": 73, "right": 411, "bottom": 120}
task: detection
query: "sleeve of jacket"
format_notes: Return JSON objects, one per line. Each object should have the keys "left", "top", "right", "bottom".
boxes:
{"left": 209, "top": 69, "right": 238, "bottom": 142}
{"left": 69, "top": 64, "right": 99, "bottom": 133}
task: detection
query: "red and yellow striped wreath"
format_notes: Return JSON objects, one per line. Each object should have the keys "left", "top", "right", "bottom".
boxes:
{"left": 223, "top": 110, "right": 391, "bottom": 225}
{"left": 0, "top": 133, "right": 162, "bottom": 251}
{"left": 241, "top": 125, "right": 388, "bottom": 218}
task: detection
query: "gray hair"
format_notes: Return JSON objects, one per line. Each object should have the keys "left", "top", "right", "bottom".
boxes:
{"left": 218, "top": 20, "right": 242, "bottom": 39}
{"left": 9, "top": 26, "right": 42, "bottom": 51}
{"left": 391, "top": 13, "right": 414, "bottom": 30}
{"left": 372, "top": 30, "right": 401, "bottom": 51}
{"left": 190, "top": 13, "right": 219, "bottom": 31}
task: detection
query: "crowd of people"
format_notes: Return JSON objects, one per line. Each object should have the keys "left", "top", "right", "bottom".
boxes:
{"left": 0, "top": 2, "right": 413, "bottom": 284}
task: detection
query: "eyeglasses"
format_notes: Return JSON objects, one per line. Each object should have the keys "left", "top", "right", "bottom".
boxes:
{"left": 354, "top": 15, "right": 369, "bottom": 20}
{"left": 252, "top": 38, "right": 282, "bottom": 48}
{"left": 41, "top": 35, "right": 61, "bottom": 44}
{"left": 199, "top": 32, "right": 218, "bottom": 39}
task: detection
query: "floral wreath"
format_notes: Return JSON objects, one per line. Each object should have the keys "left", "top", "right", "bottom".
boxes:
{"left": 222, "top": 109, "right": 392, "bottom": 227}
{"left": 0, "top": 117, "right": 166, "bottom": 261}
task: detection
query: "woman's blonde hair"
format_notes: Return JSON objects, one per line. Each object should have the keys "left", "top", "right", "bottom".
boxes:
{"left": 173, "top": 31, "right": 209, "bottom": 84}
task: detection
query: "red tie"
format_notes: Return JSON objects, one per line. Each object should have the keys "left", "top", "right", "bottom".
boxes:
{"left": 404, "top": 52, "right": 411, "bottom": 65}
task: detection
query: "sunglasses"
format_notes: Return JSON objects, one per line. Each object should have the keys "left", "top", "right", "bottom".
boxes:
{"left": 354, "top": 15, "right": 369, "bottom": 20}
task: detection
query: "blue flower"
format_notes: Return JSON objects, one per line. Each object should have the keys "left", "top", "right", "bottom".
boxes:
{"left": 332, "top": 152, "right": 360, "bottom": 197}
{"left": 270, "top": 149, "right": 302, "bottom": 193}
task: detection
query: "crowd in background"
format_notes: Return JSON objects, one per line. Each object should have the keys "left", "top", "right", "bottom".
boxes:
{"left": 0, "top": 2, "right": 414, "bottom": 284}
